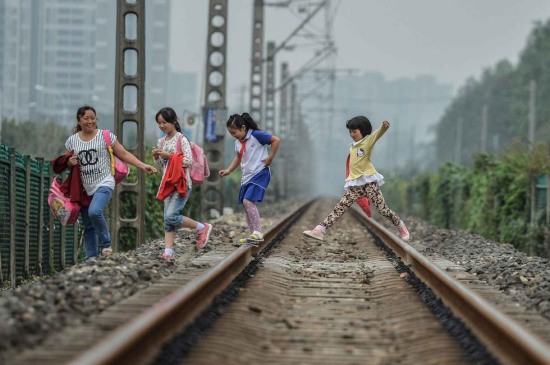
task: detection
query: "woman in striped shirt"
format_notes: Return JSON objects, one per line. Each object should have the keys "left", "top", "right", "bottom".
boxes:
{"left": 65, "top": 105, "right": 157, "bottom": 259}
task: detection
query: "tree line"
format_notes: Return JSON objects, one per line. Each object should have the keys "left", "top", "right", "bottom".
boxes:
{"left": 435, "top": 19, "right": 550, "bottom": 166}
{"left": 0, "top": 119, "right": 70, "bottom": 160}
{"left": 385, "top": 19, "right": 550, "bottom": 257}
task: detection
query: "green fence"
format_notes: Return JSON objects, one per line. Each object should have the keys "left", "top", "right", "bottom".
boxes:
{"left": 0, "top": 145, "right": 80, "bottom": 288}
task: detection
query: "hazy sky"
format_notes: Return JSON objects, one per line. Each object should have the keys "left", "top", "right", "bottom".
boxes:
{"left": 170, "top": 0, "right": 550, "bottom": 106}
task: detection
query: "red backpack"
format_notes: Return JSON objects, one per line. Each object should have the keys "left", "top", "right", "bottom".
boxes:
{"left": 160, "top": 134, "right": 210, "bottom": 185}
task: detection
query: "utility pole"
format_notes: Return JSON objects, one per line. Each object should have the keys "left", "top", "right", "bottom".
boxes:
{"left": 264, "top": 41, "right": 276, "bottom": 133}
{"left": 528, "top": 78, "right": 537, "bottom": 231}
{"left": 455, "top": 117, "right": 463, "bottom": 164}
{"left": 278, "top": 62, "right": 289, "bottom": 139}
{"left": 262, "top": 1, "right": 337, "bottom": 197}
{"left": 528, "top": 79, "right": 536, "bottom": 147}
{"left": 480, "top": 103, "right": 488, "bottom": 153}
{"left": 112, "top": 0, "right": 146, "bottom": 250}
{"left": 277, "top": 62, "right": 289, "bottom": 200}
{"left": 201, "top": 0, "right": 228, "bottom": 219}
{"left": 239, "top": 84, "right": 247, "bottom": 112}
{"left": 261, "top": 0, "right": 332, "bottom": 129}
{"left": 249, "top": 0, "right": 264, "bottom": 123}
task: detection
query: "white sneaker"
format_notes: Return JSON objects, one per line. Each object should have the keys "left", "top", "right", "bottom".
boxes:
{"left": 247, "top": 231, "right": 264, "bottom": 242}
{"left": 236, "top": 231, "right": 264, "bottom": 247}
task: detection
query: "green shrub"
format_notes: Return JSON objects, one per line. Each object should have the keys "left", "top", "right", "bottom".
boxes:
{"left": 385, "top": 142, "right": 549, "bottom": 256}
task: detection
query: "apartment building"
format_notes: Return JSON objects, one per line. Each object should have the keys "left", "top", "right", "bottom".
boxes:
{"left": 0, "top": 0, "right": 172, "bottom": 137}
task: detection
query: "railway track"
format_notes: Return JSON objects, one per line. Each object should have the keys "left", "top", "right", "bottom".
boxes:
{"left": 8, "top": 198, "right": 550, "bottom": 365}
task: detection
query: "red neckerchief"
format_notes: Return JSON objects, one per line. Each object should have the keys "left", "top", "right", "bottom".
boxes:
{"left": 238, "top": 138, "right": 247, "bottom": 159}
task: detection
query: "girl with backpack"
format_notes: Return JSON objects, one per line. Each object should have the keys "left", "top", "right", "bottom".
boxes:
{"left": 219, "top": 113, "right": 281, "bottom": 245}
{"left": 152, "top": 107, "right": 213, "bottom": 259}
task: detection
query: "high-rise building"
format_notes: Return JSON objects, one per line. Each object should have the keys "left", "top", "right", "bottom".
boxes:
{"left": 0, "top": 0, "right": 172, "bottom": 138}
{"left": 0, "top": 0, "right": 5, "bottom": 122}
{"left": 0, "top": 0, "right": 116, "bottom": 126}
{"left": 35, "top": 1, "right": 106, "bottom": 125}
{"left": 91, "top": 0, "right": 117, "bottom": 126}
{"left": 1, "top": 0, "right": 33, "bottom": 123}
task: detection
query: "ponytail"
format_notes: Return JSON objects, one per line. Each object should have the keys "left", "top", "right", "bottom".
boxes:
{"left": 226, "top": 112, "right": 260, "bottom": 131}
{"left": 241, "top": 113, "right": 260, "bottom": 130}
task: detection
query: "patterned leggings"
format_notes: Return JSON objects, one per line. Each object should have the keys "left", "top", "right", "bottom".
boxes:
{"left": 321, "top": 183, "right": 401, "bottom": 229}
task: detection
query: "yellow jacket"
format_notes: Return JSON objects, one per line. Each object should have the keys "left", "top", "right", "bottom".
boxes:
{"left": 347, "top": 124, "right": 388, "bottom": 180}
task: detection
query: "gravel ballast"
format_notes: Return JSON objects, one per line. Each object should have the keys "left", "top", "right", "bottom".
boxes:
{"left": 1, "top": 204, "right": 549, "bottom": 361}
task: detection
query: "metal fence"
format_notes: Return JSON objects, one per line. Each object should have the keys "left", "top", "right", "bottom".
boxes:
{"left": 0, "top": 145, "right": 80, "bottom": 288}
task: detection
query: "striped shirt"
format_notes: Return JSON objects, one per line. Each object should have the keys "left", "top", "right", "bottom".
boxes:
{"left": 65, "top": 129, "right": 116, "bottom": 195}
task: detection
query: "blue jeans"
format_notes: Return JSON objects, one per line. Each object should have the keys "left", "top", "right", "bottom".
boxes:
{"left": 81, "top": 186, "right": 113, "bottom": 258}
{"left": 164, "top": 190, "right": 191, "bottom": 232}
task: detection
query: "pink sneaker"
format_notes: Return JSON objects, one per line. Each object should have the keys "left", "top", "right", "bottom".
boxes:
{"left": 303, "top": 225, "right": 325, "bottom": 241}
{"left": 397, "top": 221, "right": 410, "bottom": 241}
{"left": 196, "top": 223, "right": 213, "bottom": 249}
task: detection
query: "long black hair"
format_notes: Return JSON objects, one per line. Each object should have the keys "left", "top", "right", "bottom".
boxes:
{"left": 155, "top": 107, "right": 182, "bottom": 133}
{"left": 226, "top": 113, "right": 260, "bottom": 131}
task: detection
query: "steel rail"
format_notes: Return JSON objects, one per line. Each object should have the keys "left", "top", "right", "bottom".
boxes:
{"left": 68, "top": 199, "right": 314, "bottom": 365}
{"left": 351, "top": 207, "right": 550, "bottom": 365}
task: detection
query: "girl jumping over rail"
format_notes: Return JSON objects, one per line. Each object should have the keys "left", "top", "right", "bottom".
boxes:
{"left": 303, "top": 116, "right": 409, "bottom": 242}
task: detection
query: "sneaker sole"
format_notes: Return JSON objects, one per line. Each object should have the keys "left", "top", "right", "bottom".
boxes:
{"left": 303, "top": 231, "right": 324, "bottom": 241}
{"left": 234, "top": 239, "right": 263, "bottom": 246}
{"left": 246, "top": 237, "right": 264, "bottom": 243}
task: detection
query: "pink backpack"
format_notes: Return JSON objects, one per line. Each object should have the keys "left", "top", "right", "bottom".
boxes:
{"left": 101, "top": 130, "right": 129, "bottom": 184}
{"left": 48, "top": 177, "right": 80, "bottom": 225}
{"left": 160, "top": 134, "right": 210, "bottom": 185}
